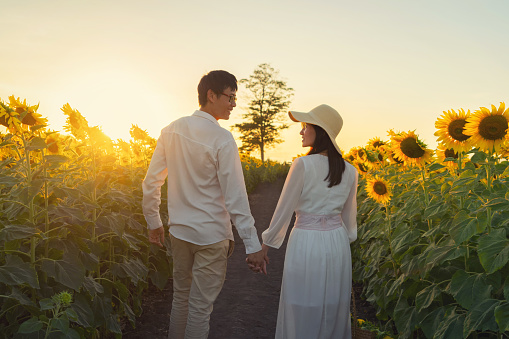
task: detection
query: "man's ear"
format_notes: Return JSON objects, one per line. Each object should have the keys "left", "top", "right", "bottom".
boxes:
{"left": 207, "top": 89, "right": 217, "bottom": 104}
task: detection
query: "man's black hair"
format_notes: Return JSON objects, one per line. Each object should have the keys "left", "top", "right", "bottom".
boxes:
{"left": 197, "top": 70, "right": 238, "bottom": 107}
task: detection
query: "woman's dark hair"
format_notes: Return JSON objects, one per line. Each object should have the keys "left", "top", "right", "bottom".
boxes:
{"left": 197, "top": 70, "right": 238, "bottom": 107}
{"left": 307, "top": 124, "right": 346, "bottom": 187}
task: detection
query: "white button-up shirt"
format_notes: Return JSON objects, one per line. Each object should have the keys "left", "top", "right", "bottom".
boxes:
{"left": 142, "top": 110, "right": 262, "bottom": 254}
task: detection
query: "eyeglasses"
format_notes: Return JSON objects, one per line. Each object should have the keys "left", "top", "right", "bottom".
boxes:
{"left": 221, "top": 93, "right": 237, "bottom": 104}
{"left": 301, "top": 122, "right": 307, "bottom": 129}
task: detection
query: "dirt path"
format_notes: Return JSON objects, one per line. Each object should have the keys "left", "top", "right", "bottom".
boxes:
{"left": 123, "top": 177, "right": 376, "bottom": 338}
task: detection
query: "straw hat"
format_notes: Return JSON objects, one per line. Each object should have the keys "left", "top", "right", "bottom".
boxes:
{"left": 288, "top": 104, "right": 343, "bottom": 155}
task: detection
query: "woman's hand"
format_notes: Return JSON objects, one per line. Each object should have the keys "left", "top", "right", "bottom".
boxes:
{"left": 262, "top": 244, "right": 270, "bottom": 265}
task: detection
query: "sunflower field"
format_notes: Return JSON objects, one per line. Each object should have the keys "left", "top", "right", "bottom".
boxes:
{"left": 349, "top": 103, "right": 509, "bottom": 338}
{"left": 0, "top": 96, "right": 289, "bottom": 338}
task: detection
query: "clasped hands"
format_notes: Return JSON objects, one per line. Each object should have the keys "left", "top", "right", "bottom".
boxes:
{"left": 246, "top": 244, "right": 270, "bottom": 274}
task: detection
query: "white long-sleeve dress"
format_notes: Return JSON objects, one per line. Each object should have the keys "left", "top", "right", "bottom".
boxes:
{"left": 262, "top": 154, "right": 358, "bottom": 339}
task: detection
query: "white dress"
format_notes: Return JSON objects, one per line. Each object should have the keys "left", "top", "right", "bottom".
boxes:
{"left": 262, "top": 154, "right": 358, "bottom": 339}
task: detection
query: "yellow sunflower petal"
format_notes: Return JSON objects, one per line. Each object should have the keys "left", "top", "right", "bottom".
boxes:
{"left": 464, "top": 102, "right": 509, "bottom": 153}
{"left": 366, "top": 175, "right": 392, "bottom": 204}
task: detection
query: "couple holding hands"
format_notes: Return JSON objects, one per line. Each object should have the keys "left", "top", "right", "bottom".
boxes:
{"left": 142, "top": 70, "right": 358, "bottom": 339}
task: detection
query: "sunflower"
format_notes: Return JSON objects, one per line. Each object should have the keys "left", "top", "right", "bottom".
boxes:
{"left": 130, "top": 124, "right": 152, "bottom": 143}
{"left": 498, "top": 142, "right": 509, "bottom": 160}
{"left": 435, "top": 143, "right": 463, "bottom": 170}
{"left": 0, "top": 101, "right": 22, "bottom": 132}
{"left": 61, "top": 103, "right": 89, "bottom": 140}
{"left": 352, "top": 160, "right": 370, "bottom": 175}
{"left": 8, "top": 96, "right": 47, "bottom": 127}
{"left": 463, "top": 102, "right": 509, "bottom": 153}
{"left": 45, "top": 131, "right": 67, "bottom": 154}
{"left": 434, "top": 108, "right": 472, "bottom": 153}
{"left": 390, "top": 130, "right": 433, "bottom": 167}
{"left": 347, "top": 146, "right": 368, "bottom": 162}
{"left": 366, "top": 175, "right": 392, "bottom": 204}
{"left": 367, "top": 137, "right": 387, "bottom": 149}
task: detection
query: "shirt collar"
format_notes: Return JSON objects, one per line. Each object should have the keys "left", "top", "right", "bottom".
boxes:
{"left": 192, "top": 110, "right": 220, "bottom": 126}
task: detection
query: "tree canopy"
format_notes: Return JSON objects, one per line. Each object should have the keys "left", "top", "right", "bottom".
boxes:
{"left": 233, "top": 63, "right": 294, "bottom": 162}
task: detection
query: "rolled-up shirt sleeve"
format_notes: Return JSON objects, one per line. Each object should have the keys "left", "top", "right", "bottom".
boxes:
{"left": 217, "top": 140, "right": 262, "bottom": 254}
{"left": 262, "top": 157, "right": 304, "bottom": 249}
{"left": 342, "top": 169, "right": 358, "bottom": 243}
{"left": 142, "top": 136, "right": 168, "bottom": 230}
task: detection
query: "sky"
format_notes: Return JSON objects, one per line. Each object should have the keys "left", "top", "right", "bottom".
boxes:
{"left": 1, "top": 0, "right": 508, "bottom": 162}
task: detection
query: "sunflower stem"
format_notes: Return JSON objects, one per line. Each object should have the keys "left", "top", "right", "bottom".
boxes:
{"left": 458, "top": 152, "right": 465, "bottom": 209}
{"left": 486, "top": 152, "right": 493, "bottom": 233}
{"left": 421, "top": 168, "right": 431, "bottom": 230}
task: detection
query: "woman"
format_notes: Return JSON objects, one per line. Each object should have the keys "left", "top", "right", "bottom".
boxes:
{"left": 261, "top": 104, "right": 358, "bottom": 339}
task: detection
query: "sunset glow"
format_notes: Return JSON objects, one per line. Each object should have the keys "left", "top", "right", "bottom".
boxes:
{"left": 2, "top": 0, "right": 508, "bottom": 161}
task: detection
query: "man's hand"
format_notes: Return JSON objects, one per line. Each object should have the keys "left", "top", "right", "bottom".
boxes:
{"left": 246, "top": 248, "right": 269, "bottom": 274}
{"left": 148, "top": 227, "right": 165, "bottom": 248}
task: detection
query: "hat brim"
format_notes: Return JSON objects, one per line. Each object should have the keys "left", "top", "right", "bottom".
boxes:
{"left": 288, "top": 110, "right": 342, "bottom": 155}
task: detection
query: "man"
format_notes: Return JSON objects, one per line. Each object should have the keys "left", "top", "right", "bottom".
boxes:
{"left": 142, "top": 70, "right": 267, "bottom": 339}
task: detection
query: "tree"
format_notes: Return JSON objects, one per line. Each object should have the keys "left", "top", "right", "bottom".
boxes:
{"left": 234, "top": 63, "right": 294, "bottom": 162}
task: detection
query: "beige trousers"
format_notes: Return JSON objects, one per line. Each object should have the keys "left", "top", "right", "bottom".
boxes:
{"left": 168, "top": 234, "right": 231, "bottom": 339}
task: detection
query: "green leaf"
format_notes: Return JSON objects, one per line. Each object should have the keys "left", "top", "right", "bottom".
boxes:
{"left": 478, "top": 228, "right": 509, "bottom": 274}
{"left": 450, "top": 217, "right": 477, "bottom": 245}
{"left": 420, "top": 306, "right": 447, "bottom": 339}
{"left": 0, "top": 255, "right": 39, "bottom": 288}
{"left": 425, "top": 244, "right": 466, "bottom": 270}
{"left": 18, "top": 317, "right": 44, "bottom": 334}
{"left": 44, "top": 154, "right": 68, "bottom": 164}
{"left": 83, "top": 275, "right": 104, "bottom": 296}
{"left": 41, "top": 258, "right": 85, "bottom": 291}
{"left": 65, "top": 308, "right": 79, "bottom": 322}
{"left": 7, "top": 287, "right": 35, "bottom": 306}
{"left": 386, "top": 275, "right": 406, "bottom": 297}
{"left": 415, "top": 284, "right": 442, "bottom": 311}
{"left": 52, "top": 315, "right": 70, "bottom": 332}
{"left": 39, "top": 298, "right": 55, "bottom": 311}
{"left": 93, "top": 296, "right": 113, "bottom": 327}
{"left": 62, "top": 328, "right": 80, "bottom": 339}
{"left": 122, "top": 301, "right": 136, "bottom": 327}
{"left": 390, "top": 224, "right": 420, "bottom": 258}
{"left": 447, "top": 270, "right": 492, "bottom": 310}
{"left": 495, "top": 301, "right": 509, "bottom": 332}
{"left": 393, "top": 296, "right": 418, "bottom": 338}
{"left": 114, "top": 281, "right": 130, "bottom": 301}
{"left": 106, "top": 314, "right": 122, "bottom": 334}
{"left": 70, "top": 293, "right": 95, "bottom": 328}
{"left": 433, "top": 307, "right": 465, "bottom": 339}
{"left": 0, "top": 224, "right": 40, "bottom": 242}
{"left": 428, "top": 163, "right": 445, "bottom": 172}
{"left": 505, "top": 275, "right": 509, "bottom": 301}
{"left": 463, "top": 299, "right": 500, "bottom": 337}
{"left": 26, "top": 136, "right": 47, "bottom": 151}
{"left": 111, "top": 258, "right": 148, "bottom": 286}
{"left": 423, "top": 201, "right": 447, "bottom": 220}
{"left": 149, "top": 270, "right": 170, "bottom": 290}
{"left": 471, "top": 151, "right": 487, "bottom": 163}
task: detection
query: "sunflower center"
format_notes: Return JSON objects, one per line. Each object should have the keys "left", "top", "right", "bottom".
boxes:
{"left": 373, "top": 181, "right": 387, "bottom": 195}
{"left": 373, "top": 141, "right": 384, "bottom": 148}
{"left": 444, "top": 148, "right": 458, "bottom": 159}
{"left": 478, "top": 115, "right": 508, "bottom": 141}
{"left": 400, "top": 137, "right": 425, "bottom": 158}
{"left": 21, "top": 113, "right": 37, "bottom": 126}
{"left": 448, "top": 119, "right": 470, "bottom": 142}
{"left": 69, "top": 115, "right": 81, "bottom": 129}
{"left": 358, "top": 162, "right": 368, "bottom": 173}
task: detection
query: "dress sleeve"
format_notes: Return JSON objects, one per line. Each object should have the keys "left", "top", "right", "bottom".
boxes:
{"left": 342, "top": 168, "right": 359, "bottom": 243}
{"left": 262, "top": 157, "right": 305, "bottom": 249}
